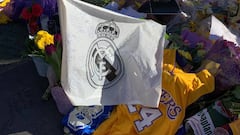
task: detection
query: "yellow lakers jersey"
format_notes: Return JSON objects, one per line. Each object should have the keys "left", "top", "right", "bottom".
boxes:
{"left": 93, "top": 49, "right": 215, "bottom": 135}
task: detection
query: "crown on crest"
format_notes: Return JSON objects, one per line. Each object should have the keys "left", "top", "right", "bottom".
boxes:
{"left": 96, "top": 21, "right": 120, "bottom": 40}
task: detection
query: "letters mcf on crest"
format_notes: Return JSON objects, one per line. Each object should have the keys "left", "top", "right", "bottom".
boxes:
{"left": 86, "top": 21, "right": 124, "bottom": 89}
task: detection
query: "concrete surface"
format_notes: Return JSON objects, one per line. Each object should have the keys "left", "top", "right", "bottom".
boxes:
{"left": 0, "top": 22, "right": 63, "bottom": 135}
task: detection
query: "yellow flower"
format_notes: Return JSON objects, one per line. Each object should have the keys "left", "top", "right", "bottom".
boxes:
{"left": 45, "top": 34, "right": 54, "bottom": 45}
{"left": 37, "top": 30, "right": 49, "bottom": 35}
{"left": 36, "top": 39, "right": 45, "bottom": 50}
{"left": 34, "top": 30, "right": 54, "bottom": 51}
{"left": 0, "top": 0, "right": 10, "bottom": 7}
{"left": 0, "top": 12, "right": 11, "bottom": 24}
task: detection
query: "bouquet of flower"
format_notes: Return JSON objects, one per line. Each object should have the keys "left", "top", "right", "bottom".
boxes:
{"left": 26, "top": 30, "right": 62, "bottom": 80}
{"left": 18, "top": 0, "right": 63, "bottom": 100}
{"left": 25, "top": 30, "right": 62, "bottom": 99}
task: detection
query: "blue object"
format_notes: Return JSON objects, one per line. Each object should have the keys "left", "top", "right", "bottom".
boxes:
{"left": 62, "top": 105, "right": 114, "bottom": 135}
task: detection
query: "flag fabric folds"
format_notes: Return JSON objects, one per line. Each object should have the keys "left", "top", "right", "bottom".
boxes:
{"left": 58, "top": 0, "right": 166, "bottom": 107}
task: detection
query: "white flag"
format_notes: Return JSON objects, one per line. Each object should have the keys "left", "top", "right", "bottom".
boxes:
{"left": 58, "top": 0, "right": 166, "bottom": 107}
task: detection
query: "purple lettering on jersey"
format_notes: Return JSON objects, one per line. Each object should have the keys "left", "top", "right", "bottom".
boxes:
{"left": 160, "top": 89, "right": 182, "bottom": 120}
{"left": 160, "top": 89, "right": 171, "bottom": 103}
{"left": 167, "top": 105, "right": 182, "bottom": 120}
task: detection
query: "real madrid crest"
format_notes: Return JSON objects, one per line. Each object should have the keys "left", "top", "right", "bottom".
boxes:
{"left": 86, "top": 20, "right": 124, "bottom": 89}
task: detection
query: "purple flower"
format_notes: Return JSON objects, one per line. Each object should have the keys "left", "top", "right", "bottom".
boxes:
{"left": 45, "top": 44, "right": 56, "bottom": 55}
{"left": 40, "top": 0, "right": 58, "bottom": 16}
{"left": 215, "top": 59, "right": 240, "bottom": 91}
{"left": 205, "top": 39, "right": 231, "bottom": 63}
{"left": 206, "top": 39, "right": 240, "bottom": 91}
{"left": 181, "top": 30, "right": 212, "bottom": 50}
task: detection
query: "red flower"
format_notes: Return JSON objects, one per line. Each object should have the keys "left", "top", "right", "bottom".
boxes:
{"left": 21, "top": 7, "right": 32, "bottom": 20}
{"left": 31, "top": 3, "right": 43, "bottom": 17}
{"left": 21, "top": 3, "right": 43, "bottom": 21}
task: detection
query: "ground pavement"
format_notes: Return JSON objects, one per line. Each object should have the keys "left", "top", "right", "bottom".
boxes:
{"left": 0, "top": 22, "right": 63, "bottom": 135}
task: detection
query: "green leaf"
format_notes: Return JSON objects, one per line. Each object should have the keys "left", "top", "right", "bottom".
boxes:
{"left": 45, "top": 50, "right": 62, "bottom": 82}
{"left": 165, "top": 33, "right": 170, "bottom": 40}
